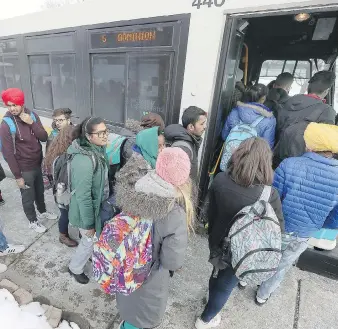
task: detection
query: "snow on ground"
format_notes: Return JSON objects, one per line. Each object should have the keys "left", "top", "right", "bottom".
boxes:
{"left": 0, "top": 289, "right": 80, "bottom": 329}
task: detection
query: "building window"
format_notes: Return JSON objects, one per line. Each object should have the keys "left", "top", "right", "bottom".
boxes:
{"left": 29, "top": 54, "right": 76, "bottom": 112}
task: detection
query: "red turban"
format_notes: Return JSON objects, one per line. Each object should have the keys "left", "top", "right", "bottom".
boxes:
{"left": 1, "top": 88, "right": 25, "bottom": 106}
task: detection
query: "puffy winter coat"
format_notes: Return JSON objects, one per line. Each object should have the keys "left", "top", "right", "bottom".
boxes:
{"left": 274, "top": 152, "right": 338, "bottom": 238}
{"left": 222, "top": 102, "right": 276, "bottom": 148}
{"left": 115, "top": 170, "right": 188, "bottom": 328}
{"left": 273, "top": 94, "right": 335, "bottom": 168}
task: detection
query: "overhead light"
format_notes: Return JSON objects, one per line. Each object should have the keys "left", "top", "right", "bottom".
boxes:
{"left": 294, "top": 13, "right": 311, "bottom": 22}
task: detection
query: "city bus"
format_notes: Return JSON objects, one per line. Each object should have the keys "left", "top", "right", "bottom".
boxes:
{"left": 0, "top": 0, "right": 337, "bottom": 277}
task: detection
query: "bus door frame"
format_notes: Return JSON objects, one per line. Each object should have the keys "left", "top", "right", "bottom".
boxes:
{"left": 198, "top": 4, "right": 338, "bottom": 210}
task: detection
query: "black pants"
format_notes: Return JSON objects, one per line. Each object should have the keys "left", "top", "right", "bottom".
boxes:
{"left": 20, "top": 168, "right": 46, "bottom": 223}
{"left": 58, "top": 207, "right": 69, "bottom": 234}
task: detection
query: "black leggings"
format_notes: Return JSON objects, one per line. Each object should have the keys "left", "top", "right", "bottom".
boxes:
{"left": 59, "top": 207, "right": 69, "bottom": 234}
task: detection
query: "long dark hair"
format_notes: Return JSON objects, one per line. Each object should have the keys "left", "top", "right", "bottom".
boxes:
{"left": 45, "top": 125, "right": 74, "bottom": 170}
{"left": 242, "top": 83, "right": 268, "bottom": 103}
{"left": 227, "top": 137, "right": 274, "bottom": 187}
{"left": 72, "top": 116, "right": 105, "bottom": 140}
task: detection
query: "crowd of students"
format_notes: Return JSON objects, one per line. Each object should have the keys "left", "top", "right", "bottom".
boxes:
{"left": 0, "top": 72, "right": 337, "bottom": 329}
{"left": 195, "top": 70, "right": 338, "bottom": 329}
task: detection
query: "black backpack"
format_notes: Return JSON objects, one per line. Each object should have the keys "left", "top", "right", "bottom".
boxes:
{"left": 52, "top": 153, "right": 97, "bottom": 209}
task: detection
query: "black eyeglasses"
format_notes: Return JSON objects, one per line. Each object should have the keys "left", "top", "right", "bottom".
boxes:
{"left": 54, "top": 118, "right": 67, "bottom": 124}
{"left": 90, "top": 129, "right": 109, "bottom": 138}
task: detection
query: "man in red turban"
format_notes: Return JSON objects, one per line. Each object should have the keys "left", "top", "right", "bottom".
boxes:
{"left": 0, "top": 88, "right": 57, "bottom": 233}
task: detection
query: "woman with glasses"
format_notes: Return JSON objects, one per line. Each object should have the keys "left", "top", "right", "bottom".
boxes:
{"left": 67, "top": 117, "right": 109, "bottom": 284}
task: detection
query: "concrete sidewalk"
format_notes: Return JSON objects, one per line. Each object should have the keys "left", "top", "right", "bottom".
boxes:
{"left": 0, "top": 175, "right": 337, "bottom": 329}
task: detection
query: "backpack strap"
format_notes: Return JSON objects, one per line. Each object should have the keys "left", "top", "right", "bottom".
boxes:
{"left": 250, "top": 116, "right": 265, "bottom": 128}
{"left": 172, "top": 140, "right": 193, "bottom": 159}
{"left": 66, "top": 154, "right": 75, "bottom": 194}
{"left": 66, "top": 153, "right": 98, "bottom": 196}
{"left": 3, "top": 117, "right": 17, "bottom": 154}
{"left": 30, "top": 112, "right": 37, "bottom": 123}
{"left": 259, "top": 185, "right": 272, "bottom": 202}
{"left": 90, "top": 154, "right": 98, "bottom": 173}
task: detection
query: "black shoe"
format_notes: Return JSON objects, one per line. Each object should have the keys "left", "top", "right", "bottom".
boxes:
{"left": 0, "top": 198, "right": 5, "bottom": 206}
{"left": 68, "top": 268, "right": 89, "bottom": 284}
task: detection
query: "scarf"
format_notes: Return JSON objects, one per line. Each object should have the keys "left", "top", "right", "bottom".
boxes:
{"left": 79, "top": 137, "right": 108, "bottom": 168}
{"left": 135, "top": 127, "right": 159, "bottom": 168}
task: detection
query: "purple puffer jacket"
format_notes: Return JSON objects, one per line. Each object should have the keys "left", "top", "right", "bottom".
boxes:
{"left": 222, "top": 101, "right": 276, "bottom": 148}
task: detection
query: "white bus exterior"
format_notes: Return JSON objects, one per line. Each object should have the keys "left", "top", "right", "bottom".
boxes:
{"left": 0, "top": 0, "right": 332, "bottom": 119}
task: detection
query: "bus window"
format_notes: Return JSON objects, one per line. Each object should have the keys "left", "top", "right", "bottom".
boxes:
{"left": 259, "top": 60, "right": 284, "bottom": 82}
{"left": 259, "top": 60, "right": 315, "bottom": 96}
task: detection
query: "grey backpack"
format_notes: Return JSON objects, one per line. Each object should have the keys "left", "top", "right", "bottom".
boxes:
{"left": 229, "top": 186, "right": 282, "bottom": 285}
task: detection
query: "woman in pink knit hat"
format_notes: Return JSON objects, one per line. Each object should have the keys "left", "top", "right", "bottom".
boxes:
{"left": 112, "top": 147, "right": 194, "bottom": 329}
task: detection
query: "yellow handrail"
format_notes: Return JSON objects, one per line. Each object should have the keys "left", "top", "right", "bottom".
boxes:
{"left": 208, "top": 144, "right": 225, "bottom": 176}
{"left": 243, "top": 43, "right": 249, "bottom": 86}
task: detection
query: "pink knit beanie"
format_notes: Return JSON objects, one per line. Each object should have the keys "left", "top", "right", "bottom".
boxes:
{"left": 156, "top": 148, "right": 191, "bottom": 187}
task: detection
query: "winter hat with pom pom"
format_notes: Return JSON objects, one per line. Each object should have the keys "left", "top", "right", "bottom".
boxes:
{"left": 156, "top": 147, "right": 191, "bottom": 187}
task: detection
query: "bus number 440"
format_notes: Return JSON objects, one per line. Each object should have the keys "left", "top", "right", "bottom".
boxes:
{"left": 192, "top": 0, "right": 226, "bottom": 8}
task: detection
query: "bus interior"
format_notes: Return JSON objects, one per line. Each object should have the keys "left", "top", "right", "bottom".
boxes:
{"left": 200, "top": 8, "right": 338, "bottom": 278}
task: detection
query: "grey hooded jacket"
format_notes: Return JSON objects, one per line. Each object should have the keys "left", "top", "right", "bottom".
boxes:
{"left": 115, "top": 169, "right": 188, "bottom": 328}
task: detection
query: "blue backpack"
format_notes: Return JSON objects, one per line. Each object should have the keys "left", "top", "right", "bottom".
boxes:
{"left": 0, "top": 112, "right": 37, "bottom": 157}
{"left": 220, "top": 116, "right": 264, "bottom": 171}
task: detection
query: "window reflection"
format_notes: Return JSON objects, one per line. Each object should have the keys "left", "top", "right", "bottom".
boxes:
{"left": 29, "top": 55, "right": 53, "bottom": 110}
{"left": 128, "top": 54, "right": 171, "bottom": 121}
{"left": 92, "top": 54, "right": 126, "bottom": 123}
{"left": 51, "top": 54, "right": 77, "bottom": 111}
{"left": 0, "top": 56, "right": 7, "bottom": 95}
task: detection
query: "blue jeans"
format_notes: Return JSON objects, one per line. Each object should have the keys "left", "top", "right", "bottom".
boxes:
{"left": 58, "top": 207, "right": 69, "bottom": 234}
{"left": 201, "top": 266, "right": 239, "bottom": 322}
{"left": 0, "top": 229, "right": 9, "bottom": 252}
{"left": 257, "top": 233, "right": 309, "bottom": 300}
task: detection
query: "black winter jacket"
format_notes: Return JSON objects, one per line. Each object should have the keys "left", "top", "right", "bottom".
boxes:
{"left": 274, "top": 94, "right": 335, "bottom": 167}
{"left": 164, "top": 124, "right": 202, "bottom": 182}
{"left": 207, "top": 173, "right": 284, "bottom": 251}
{"left": 264, "top": 88, "right": 290, "bottom": 119}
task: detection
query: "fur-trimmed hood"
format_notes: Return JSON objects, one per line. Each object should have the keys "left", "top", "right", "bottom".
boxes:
{"left": 222, "top": 100, "right": 276, "bottom": 148}
{"left": 236, "top": 101, "right": 273, "bottom": 118}
{"left": 125, "top": 119, "right": 143, "bottom": 134}
{"left": 115, "top": 160, "right": 176, "bottom": 219}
